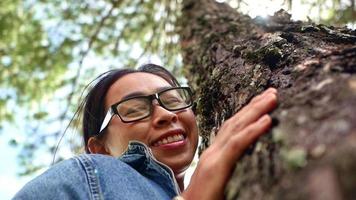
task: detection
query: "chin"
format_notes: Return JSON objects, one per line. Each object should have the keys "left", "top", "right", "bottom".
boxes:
{"left": 151, "top": 136, "right": 198, "bottom": 175}
{"left": 155, "top": 152, "right": 194, "bottom": 174}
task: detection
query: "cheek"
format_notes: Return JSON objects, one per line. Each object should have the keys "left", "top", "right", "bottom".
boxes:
{"left": 104, "top": 130, "right": 128, "bottom": 157}
{"left": 104, "top": 119, "right": 132, "bottom": 156}
{"left": 104, "top": 119, "right": 151, "bottom": 156}
{"left": 182, "top": 110, "right": 198, "bottom": 140}
{"left": 186, "top": 110, "right": 198, "bottom": 128}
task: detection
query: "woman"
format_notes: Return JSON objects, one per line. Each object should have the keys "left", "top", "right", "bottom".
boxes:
{"left": 13, "top": 64, "right": 278, "bottom": 200}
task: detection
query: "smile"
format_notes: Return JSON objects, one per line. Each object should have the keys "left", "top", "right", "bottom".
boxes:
{"left": 153, "top": 134, "right": 185, "bottom": 147}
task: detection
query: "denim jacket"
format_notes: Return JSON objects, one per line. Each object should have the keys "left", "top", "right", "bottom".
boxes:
{"left": 13, "top": 141, "right": 180, "bottom": 200}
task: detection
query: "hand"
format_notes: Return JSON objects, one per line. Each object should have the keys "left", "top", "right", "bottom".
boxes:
{"left": 182, "top": 88, "right": 278, "bottom": 200}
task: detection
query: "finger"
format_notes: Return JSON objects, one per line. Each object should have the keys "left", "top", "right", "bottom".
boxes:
{"left": 248, "top": 87, "right": 277, "bottom": 105}
{"left": 212, "top": 89, "right": 277, "bottom": 146}
{"left": 265, "top": 87, "right": 277, "bottom": 95}
{"left": 236, "top": 87, "right": 277, "bottom": 118}
{"left": 240, "top": 93, "right": 277, "bottom": 126}
{"left": 229, "top": 92, "right": 277, "bottom": 132}
{"left": 224, "top": 114, "right": 272, "bottom": 166}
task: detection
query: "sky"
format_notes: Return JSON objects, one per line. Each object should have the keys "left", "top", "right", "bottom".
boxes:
{"left": 1, "top": 0, "right": 354, "bottom": 199}
{"left": 0, "top": 125, "right": 38, "bottom": 199}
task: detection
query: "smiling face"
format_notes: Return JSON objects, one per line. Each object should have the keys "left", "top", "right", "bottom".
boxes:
{"left": 101, "top": 72, "right": 198, "bottom": 176}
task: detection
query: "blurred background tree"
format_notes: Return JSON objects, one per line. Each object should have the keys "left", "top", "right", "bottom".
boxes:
{"left": 0, "top": 0, "right": 355, "bottom": 176}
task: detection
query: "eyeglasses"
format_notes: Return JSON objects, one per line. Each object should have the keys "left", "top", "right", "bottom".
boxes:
{"left": 99, "top": 86, "right": 193, "bottom": 133}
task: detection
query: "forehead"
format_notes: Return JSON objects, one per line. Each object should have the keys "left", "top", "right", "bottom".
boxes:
{"left": 105, "top": 72, "right": 172, "bottom": 106}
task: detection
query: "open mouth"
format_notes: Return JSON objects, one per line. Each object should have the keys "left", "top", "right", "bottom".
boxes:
{"left": 151, "top": 128, "right": 188, "bottom": 148}
{"left": 152, "top": 134, "right": 186, "bottom": 147}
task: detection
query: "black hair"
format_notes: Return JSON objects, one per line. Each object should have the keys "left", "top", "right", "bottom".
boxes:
{"left": 82, "top": 64, "right": 180, "bottom": 153}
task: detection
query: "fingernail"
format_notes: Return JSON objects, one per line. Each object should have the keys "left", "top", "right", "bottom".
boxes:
{"left": 258, "top": 114, "right": 270, "bottom": 123}
{"left": 262, "top": 88, "right": 274, "bottom": 97}
{"left": 266, "top": 87, "right": 277, "bottom": 94}
{"left": 265, "top": 93, "right": 276, "bottom": 100}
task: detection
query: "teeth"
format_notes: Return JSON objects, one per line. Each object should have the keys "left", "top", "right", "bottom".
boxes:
{"left": 162, "top": 138, "right": 168, "bottom": 144}
{"left": 155, "top": 134, "right": 185, "bottom": 146}
{"left": 166, "top": 136, "right": 173, "bottom": 143}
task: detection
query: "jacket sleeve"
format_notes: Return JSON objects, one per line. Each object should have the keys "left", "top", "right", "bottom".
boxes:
{"left": 12, "top": 158, "right": 92, "bottom": 200}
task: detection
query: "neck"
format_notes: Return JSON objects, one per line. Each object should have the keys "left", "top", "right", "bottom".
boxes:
{"left": 175, "top": 172, "right": 185, "bottom": 191}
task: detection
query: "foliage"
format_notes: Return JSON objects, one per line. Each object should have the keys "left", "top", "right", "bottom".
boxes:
{"left": 0, "top": 0, "right": 354, "bottom": 176}
{"left": 0, "top": 0, "right": 70, "bottom": 122}
{"left": 1, "top": 0, "right": 182, "bottom": 176}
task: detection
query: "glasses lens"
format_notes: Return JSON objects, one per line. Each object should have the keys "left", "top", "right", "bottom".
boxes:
{"left": 116, "top": 98, "right": 150, "bottom": 121}
{"left": 160, "top": 88, "right": 192, "bottom": 110}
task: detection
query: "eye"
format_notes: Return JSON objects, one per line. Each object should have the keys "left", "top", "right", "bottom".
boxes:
{"left": 162, "top": 96, "right": 187, "bottom": 109}
{"left": 122, "top": 105, "right": 148, "bottom": 117}
{"left": 124, "top": 108, "right": 140, "bottom": 115}
{"left": 166, "top": 97, "right": 183, "bottom": 104}
{"left": 117, "top": 98, "right": 150, "bottom": 118}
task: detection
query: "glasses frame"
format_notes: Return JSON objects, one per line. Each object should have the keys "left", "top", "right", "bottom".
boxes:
{"left": 99, "top": 86, "right": 193, "bottom": 133}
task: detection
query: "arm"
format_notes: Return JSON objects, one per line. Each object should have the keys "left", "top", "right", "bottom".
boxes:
{"left": 182, "top": 88, "right": 278, "bottom": 200}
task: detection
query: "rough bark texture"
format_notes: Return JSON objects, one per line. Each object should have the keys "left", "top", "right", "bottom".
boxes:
{"left": 178, "top": 0, "right": 356, "bottom": 199}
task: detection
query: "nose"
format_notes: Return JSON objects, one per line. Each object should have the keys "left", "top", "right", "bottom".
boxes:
{"left": 151, "top": 102, "right": 178, "bottom": 127}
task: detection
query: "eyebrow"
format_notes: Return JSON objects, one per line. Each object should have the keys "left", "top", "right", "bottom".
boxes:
{"left": 120, "top": 86, "right": 173, "bottom": 101}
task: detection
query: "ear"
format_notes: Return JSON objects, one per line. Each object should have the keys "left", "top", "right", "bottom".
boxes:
{"left": 87, "top": 137, "right": 110, "bottom": 154}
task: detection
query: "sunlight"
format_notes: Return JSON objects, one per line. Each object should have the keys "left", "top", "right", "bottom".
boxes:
{"left": 237, "top": 0, "right": 287, "bottom": 18}
{"left": 220, "top": 0, "right": 352, "bottom": 24}
{"left": 290, "top": 0, "right": 321, "bottom": 21}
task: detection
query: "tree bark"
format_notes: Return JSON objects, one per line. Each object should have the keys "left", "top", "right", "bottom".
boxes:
{"left": 178, "top": 0, "right": 356, "bottom": 199}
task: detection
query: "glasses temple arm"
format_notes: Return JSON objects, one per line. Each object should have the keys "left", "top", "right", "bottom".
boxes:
{"left": 99, "top": 109, "right": 114, "bottom": 133}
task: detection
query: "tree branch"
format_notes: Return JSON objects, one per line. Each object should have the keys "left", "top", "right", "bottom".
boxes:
{"left": 52, "top": 0, "right": 124, "bottom": 162}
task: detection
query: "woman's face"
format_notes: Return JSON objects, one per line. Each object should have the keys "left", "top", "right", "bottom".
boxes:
{"left": 102, "top": 72, "right": 198, "bottom": 175}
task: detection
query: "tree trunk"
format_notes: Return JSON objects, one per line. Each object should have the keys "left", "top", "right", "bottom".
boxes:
{"left": 178, "top": 0, "right": 356, "bottom": 199}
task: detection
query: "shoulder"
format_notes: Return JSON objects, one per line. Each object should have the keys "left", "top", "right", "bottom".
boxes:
{"left": 13, "top": 154, "right": 172, "bottom": 200}
{"left": 12, "top": 154, "right": 125, "bottom": 199}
